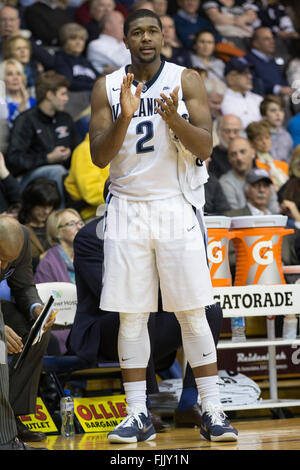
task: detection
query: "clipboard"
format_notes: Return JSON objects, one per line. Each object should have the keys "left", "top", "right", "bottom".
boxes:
{"left": 13, "top": 296, "right": 55, "bottom": 371}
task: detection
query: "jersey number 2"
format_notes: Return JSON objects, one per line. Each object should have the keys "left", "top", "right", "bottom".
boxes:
{"left": 136, "top": 121, "right": 154, "bottom": 154}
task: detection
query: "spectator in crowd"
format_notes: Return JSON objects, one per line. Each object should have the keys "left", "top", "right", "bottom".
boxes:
{"left": 225, "top": 167, "right": 274, "bottom": 215}
{"left": 203, "top": 76, "right": 227, "bottom": 146}
{"left": 208, "top": 113, "right": 243, "bottom": 178}
{"left": 173, "top": 0, "right": 222, "bottom": 50}
{"left": 0, "top": 58, "right": 36, "bottom": 126}
{"left": 219, "top": 136, "right": 255, "bottom": 209}
{"left": 75, "top": 0, "right": 115, "bottom": 27}
{"left": 160, "top": 14, "right": 192, "bottom": 68}
{"left": 0, "top": 5, "right": 54, "bottom": 71}
{"left": 64, "top": 133, "right": 110, "bottom": 221}
{"left": 18, "top": 177, "right": 61, "bottom": 268}
{"left": 278, "top": 144, "right": 300, "bottom": 227}
{"left": 190, "top": 29, "right": 225, "bottom": 81}
{"left": 247, "top": 0, "right": 299, "bottom": 41}
{"left": 260, "top": 94, "right": 294, "bottom": 163}
{"left": 219, "top": 136, "right": 280, "bottom": 213}
{"left": 54, "top": 23, "right": 99, "bottom": 93}
{"left": 287, "top": 112, "right": 300, "bottom": 148}
{"left": 0, "top": 5, "right": 30, "bottom": 60}
{"left": 87, "top": 9, "right": 130, "bottom": 74}
{"left": 2, "top": 34, "right": 42, "bottom": 90}
{"left": 202, "top": 0, "right": 257, "bottom": 40}
{"left": 34, "top": 208, "right": 84, "bottom": 284}
{"left": 221, "top": 56, "right": 263, "bottom": 129}
{"left": 131, "top": 0, "right": 155, "bottom": 11}
{"left": 152, "top": 0, "right": 167, "bottom": 17}
{"left": 245, "top": 27, "right": 293, "bottom": 97}
{"left": 0, "top": 216, "right": 55, "bottom": 447}
{"left": 23, "top": 0, "right": 74, "bottom": 47}
{"left": 246, "top": 120, "right": 289, "bottom": 191}
{"left": 0, "top": 151, "right": 21, "bottom": 216}
{"left": 5, "top": 71, "right": 79, "bottom": 202}
{"left": 77, "top": 0, "right": 116, "bottom": 43}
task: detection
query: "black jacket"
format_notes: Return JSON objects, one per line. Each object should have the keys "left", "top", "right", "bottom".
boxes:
{"left": 5, "top": 106, "right": 79, "bottom": 177}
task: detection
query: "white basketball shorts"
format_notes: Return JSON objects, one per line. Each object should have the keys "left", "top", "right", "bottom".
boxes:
{"left": 100, "top": 194, "right": 214, "bottom": 313}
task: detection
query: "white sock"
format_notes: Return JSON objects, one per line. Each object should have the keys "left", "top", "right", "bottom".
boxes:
{"left": 123, "top": 380, "right": 148, "bottom": 415}
{"left": 195, "top": 375, "right": 220, "bottom": 413}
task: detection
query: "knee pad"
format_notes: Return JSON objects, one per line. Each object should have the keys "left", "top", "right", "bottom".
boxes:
{"left": 118, "top": 312, "right": 150, "bottom": 369}
{"left": 176, "top": 308, "right": 211, "bottom": 336}
{"left": 175, "top": 308, "right": 217, "bottom": 368}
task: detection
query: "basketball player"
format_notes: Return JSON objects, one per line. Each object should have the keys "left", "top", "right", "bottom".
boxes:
{"left": 89, "top": 8, "right": 238, "bottom": 443}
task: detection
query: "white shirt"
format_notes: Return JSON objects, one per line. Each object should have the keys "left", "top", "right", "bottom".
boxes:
{"left": 87, "top": 34, "right": 131, "bottom": 74}
{"left": 247, "top": 202, "right": 271, "bottom": 216}
{"left": 221, "top": 87, "right": 263, "bottom": 129}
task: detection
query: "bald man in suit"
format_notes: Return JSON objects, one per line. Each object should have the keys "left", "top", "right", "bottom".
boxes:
{"left": 0, "top": 216, "right": 53, "bottom": 449}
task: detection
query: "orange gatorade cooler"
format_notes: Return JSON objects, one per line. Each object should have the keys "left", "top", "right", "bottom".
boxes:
{"left": 204, "top": 216, "right": 232, "bottom": 287}
{"left": 230, "top": 215, "right": 294, "bottom": 286}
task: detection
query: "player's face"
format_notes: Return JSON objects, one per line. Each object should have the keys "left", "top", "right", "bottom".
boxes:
{"left": 124, "top": 17, "right": 163, "bottom": 64}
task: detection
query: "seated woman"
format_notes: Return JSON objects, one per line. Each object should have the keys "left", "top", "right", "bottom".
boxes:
{"left": 0, "top": 58, "right": 36, "bottom": 127}
{"left": 246, "top": 120, "right": 289, "bottom": 192}
{"left": 2, "top": 34, "right": 43, "bottom": 92}
{"left": 191, "top": 29, "right": 225, "bottom": 81}
{"left": 34, "top": 208, "right": 84, "bottom": 284}
{"left": 54, "top": 22, "right": 99, "bottom": 93}
{"left": 18, "top": 177, "right": 61, "bottom": 269}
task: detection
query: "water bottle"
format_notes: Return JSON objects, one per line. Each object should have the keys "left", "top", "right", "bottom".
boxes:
{"left": 60, "top": 389, "right": 75, "bottom": 438}
{"left": 231, "top": 317, "right": 246, "bottom": 342}
{"left": 282, "top": 315, "right": 298, "bottom": 339}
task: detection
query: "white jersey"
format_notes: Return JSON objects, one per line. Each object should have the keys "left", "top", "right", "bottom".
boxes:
{"left": 105, "top": 61, "right": 188, "bottom": 201}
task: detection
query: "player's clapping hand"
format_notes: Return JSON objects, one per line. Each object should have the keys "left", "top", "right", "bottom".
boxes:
{"left": 120, "top": 73, "right": 143, "bottom": 118}
{"left": 155, "top": 86, "right": 179, "bottom": 125}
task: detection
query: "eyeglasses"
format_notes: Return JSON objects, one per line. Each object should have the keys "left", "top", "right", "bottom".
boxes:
{"left": 58, "top": 220, "right": 85, "bottom": 229}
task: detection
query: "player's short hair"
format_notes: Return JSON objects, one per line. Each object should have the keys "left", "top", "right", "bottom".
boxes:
{"left": 124, "top": 8, "right": 162, "bottom": 36}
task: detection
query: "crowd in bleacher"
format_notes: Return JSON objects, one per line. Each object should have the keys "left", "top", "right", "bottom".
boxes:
{"left": 0, "top": 0, "right": 300, "bottom": 276}
{"left": 1, "top": 0, "right": 300, "bottom": 448}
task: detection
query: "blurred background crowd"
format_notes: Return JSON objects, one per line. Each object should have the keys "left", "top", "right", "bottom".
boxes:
{"left": 0, "top": 0, "right": 300, "bottom": 277}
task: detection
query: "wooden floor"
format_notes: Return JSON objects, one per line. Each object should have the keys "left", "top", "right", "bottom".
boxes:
{"left": 27, "top": 417, "right": 300, "bottom": 451}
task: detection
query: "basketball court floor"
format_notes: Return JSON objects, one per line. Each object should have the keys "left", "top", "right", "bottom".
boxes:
{"left": 25, "top": 416, "right": 300, "bottom": 451}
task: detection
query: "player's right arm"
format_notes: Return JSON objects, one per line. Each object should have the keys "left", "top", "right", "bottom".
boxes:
{"left": 89, "top": 74, "right": 142, "bottom": 168}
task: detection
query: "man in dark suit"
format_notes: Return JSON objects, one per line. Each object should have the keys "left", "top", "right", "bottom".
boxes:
{"left": 0, "top": 216, "right": 53, "bottom": 449}
{"left": 245, "top": 27, "right": 293, "bottom": 97}
{"left": 67, "top": 214, "right": 224, "bottom": 428}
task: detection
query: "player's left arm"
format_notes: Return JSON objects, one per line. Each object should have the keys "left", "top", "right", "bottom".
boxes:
{"left": 155, "top": 68, "right": 213, "bottom": 160}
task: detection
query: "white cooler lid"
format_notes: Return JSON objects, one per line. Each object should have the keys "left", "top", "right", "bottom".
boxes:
{"left": 230, "top": 215, "right": 288, "bottom": 228}
{"left": 204, "top": 216, "right": 232, "bottom": 229}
